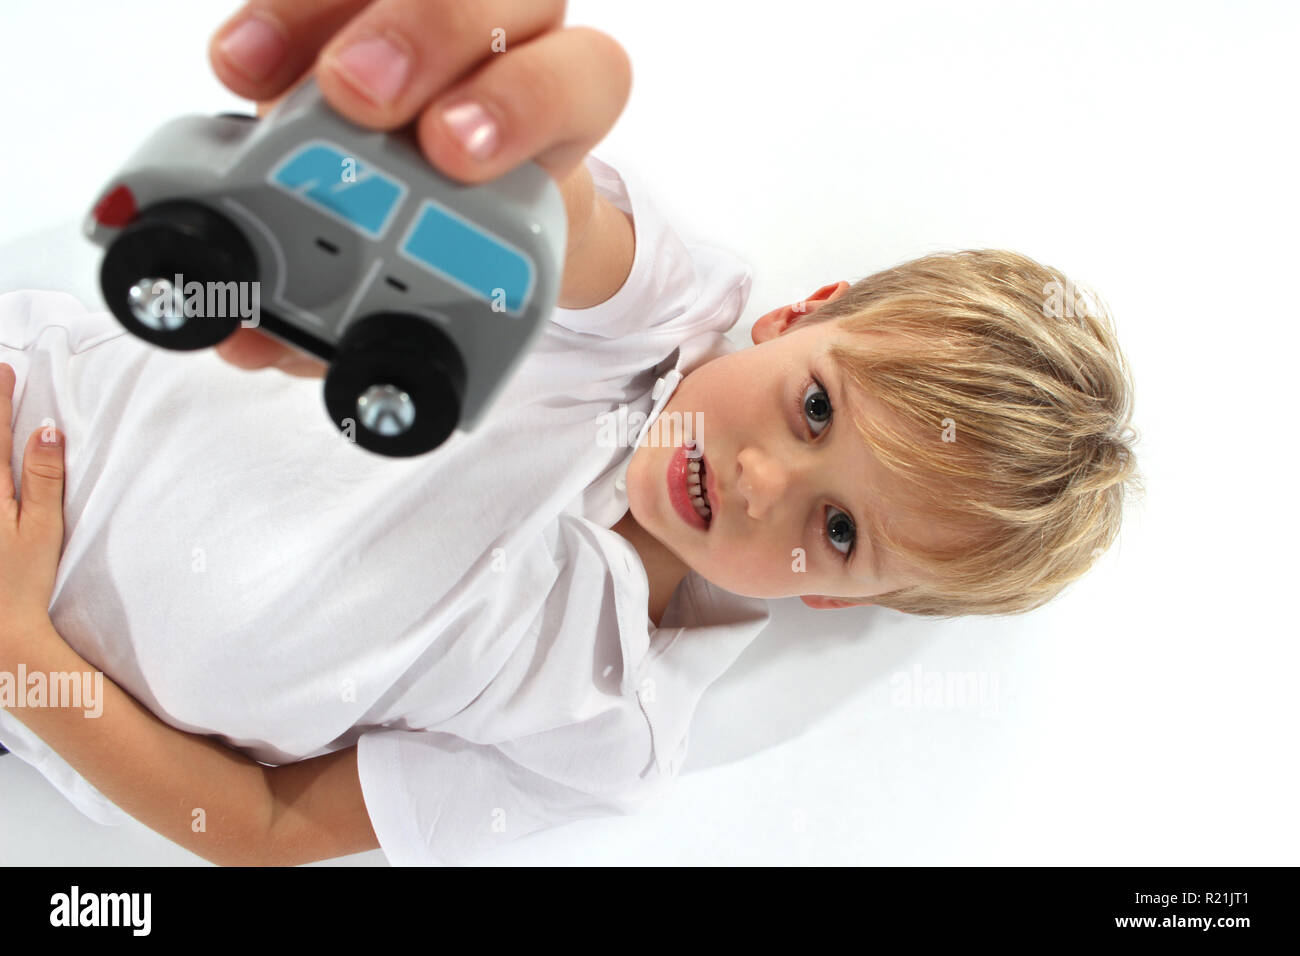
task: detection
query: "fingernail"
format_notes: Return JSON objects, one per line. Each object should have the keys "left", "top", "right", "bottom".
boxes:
{"left": 441, "top": 99, "right": 499, "bottom": 161}
{"left": 40, "top": 429, "right": 62, "bottom": 447}
{"left": 218, "top": 14, "right": 287, "bottom": 82}
{"left": 334, "top": 34, "right": 412, "bottom": 105}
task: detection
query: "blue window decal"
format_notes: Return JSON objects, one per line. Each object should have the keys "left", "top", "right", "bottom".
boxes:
{"left": 269, "top": 142, "right": 406, "bottom": 239}
{"left": 398, "top": 200, "right": 534, "bottom": 316}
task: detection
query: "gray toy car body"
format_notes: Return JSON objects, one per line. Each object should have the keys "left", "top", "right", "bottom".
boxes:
{"left": 84, "top": 78, "right": 567, "bottom": 456}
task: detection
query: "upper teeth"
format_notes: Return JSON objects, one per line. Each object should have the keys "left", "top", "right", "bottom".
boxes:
{"left": 688, "top": 455, "right": 711, "bottom": 520}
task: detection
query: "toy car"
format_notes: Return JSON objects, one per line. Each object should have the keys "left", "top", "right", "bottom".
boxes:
{"left": 83, "top": 77, "right": 566, "bottom": 457}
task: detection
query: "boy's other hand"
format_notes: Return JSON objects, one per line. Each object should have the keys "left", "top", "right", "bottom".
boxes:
{"left": 207, "top": 0, "right": 631, "bottom": 377}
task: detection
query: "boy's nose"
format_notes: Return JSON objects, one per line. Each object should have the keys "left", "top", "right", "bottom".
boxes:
{"left": 736, "top": 447, "right": 794, "bottom": 521}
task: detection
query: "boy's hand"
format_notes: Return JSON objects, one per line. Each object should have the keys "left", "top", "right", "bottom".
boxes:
{"left": 0, "top": 363, "right": 65, "bottom": 637}
{"left": 207, "top": 0, "right": 631, "bottom": 376}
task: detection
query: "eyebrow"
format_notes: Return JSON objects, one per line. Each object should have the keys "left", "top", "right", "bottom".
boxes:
{"left": 817, "top": 357, "right": 885, "bottom": 583}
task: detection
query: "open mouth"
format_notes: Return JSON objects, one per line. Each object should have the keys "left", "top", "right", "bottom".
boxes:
{"left": 668, "top": 440, "right": 712, "bottom": 531}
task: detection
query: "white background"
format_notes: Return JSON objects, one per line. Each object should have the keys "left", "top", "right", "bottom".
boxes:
{"left": 1, "top": 0, "right": 1297, "bottom": 865}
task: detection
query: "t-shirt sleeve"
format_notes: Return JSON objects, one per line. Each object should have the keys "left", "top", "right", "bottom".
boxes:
{"left": 355, "top": 719, "right": 671, "bottom": 866}
{"left": 548, "top": 154, "right": 753, "bottom": 344}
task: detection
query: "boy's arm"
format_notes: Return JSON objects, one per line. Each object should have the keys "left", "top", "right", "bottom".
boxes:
{"left": 556, "top": 161, "right": 636, "bottom": 310}
{"left": 1, "top": 620, "right": 378, "bottom": 866}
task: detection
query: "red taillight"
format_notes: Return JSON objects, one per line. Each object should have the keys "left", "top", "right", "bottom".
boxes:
{"left": 92, "top": 185, "right": 137, "bottom": 227}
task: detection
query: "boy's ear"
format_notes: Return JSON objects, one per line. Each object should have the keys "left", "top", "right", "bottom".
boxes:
{"left": 800, "top": 595, "right": 873, "bottom": 609}
{"left": 752, "top": 280, "right": 851, "bottom": 345}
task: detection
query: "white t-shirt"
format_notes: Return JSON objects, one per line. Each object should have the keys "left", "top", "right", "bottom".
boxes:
{"left": 0, "top": 154, "right": 771, "bottom": 865}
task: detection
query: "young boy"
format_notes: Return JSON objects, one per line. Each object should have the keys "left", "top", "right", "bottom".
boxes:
{"left": 0, "top": 1, "right": 1138, "bottom": 866}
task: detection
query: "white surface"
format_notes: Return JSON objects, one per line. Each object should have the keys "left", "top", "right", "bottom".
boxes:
{"left": 2, "top": 0, "right": 1298, "bottom": 866}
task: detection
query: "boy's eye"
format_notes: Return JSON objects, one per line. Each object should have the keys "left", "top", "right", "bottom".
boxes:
{"left": 825, "top": 507, "right": 855, "bottom": 556}
{"left": 802, "top": 381, "right": 832, "bottom": 435}
{"left": 797, "top": 375, "right": 858, "bottom": 564}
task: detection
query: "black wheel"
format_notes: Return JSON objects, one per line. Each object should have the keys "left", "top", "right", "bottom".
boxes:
{"left": 100, "top": 200, "right": 257, "bottom": 351}
{"left": 324, "top": 312, "right": 467, "bottom": 457}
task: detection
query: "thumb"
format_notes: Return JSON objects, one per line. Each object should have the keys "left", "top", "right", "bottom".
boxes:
{"left": 19, "top": 424, "right": 66, "bottom": 540}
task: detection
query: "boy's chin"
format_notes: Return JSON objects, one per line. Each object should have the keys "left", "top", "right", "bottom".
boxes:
{"left": 799, "top": 595, "right": 874, "bottom": 609}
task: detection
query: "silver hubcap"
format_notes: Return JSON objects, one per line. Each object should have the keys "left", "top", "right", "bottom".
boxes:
{"left": 357, "top": 384, "right": 415, "bottom": 436}
{"left": 128, "top": 277, "right": 188, "bottom": 331}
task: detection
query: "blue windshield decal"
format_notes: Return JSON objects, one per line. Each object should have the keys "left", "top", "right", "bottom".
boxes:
{"left": 269, "top": 143, "right": 405, "bottom": 238}
{"left": 398, "top": 200, "right": 534, "bottom": 316}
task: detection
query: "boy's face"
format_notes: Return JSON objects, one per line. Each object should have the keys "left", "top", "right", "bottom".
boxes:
{"left": 623, "top": 281, "right": 949, "bottom": 608}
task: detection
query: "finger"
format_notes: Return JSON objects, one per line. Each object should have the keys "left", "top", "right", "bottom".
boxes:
{"left": 210, "top": 0, "right": 371, "bottom": 102}
{"left": 213, "top": 328, "right": 328, "bottom": 378}
{"left": 255, "top": 71, "right": 315, "bottom": 117}
{"left": 273, "top": 357, "right": 329, "bottom": 378}
{"left": 213, "top": 326, "right": 295, "bottom": 371}
{"left": 0, "top": 362, "right": 14, "bottom": 499}
{"left": 415, "top": 26, "right": 631, "bottom": 186}
{"left": 18, "top": 426, "right": 65, "bottom": 543}
{"left": 315, "top": 0, "right": 566, "bottom": 130}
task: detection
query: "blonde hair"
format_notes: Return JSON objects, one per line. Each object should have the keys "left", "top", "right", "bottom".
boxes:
{"left": 798, "top": 249, "right": 1142, "bottom": 617}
